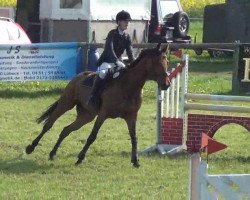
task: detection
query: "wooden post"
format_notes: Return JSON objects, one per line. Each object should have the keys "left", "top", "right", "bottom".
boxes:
{"left": 156, "top": 86, "right": 162, "bottom": 144}
{"left": 189, "top": 153, "right": 201, "bottom": 200}
{"left": 181, "top": 55, "right": 189, "bottom": 146}
{"left": 232, "top": 45, "right": 240, "bottom": 93}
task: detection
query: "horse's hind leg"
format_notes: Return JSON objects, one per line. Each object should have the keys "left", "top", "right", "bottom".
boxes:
{"left": 26, "top": 99, "right": 75, "bottom": 154}
{"left": 49, "top": 106, "right": 95, "bottom": 160}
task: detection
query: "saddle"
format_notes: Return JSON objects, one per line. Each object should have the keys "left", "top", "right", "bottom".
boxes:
{"left": 81, "top": 69, "right": 125, "bottom": 108}
{"left": 82, "top": 68, "right": 125, "bottom": 88}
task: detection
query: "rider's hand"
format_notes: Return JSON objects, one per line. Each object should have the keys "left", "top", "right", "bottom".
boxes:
{"left": 116, "top": 60, "right": 126, "bottom": 70}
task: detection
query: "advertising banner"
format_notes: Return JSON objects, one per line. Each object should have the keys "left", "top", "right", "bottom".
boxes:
{"left": 233, "top": 44, "right": 250, "bottom": 93}
{"left": 0, "top": 42, "right": 83, "bottom": 82}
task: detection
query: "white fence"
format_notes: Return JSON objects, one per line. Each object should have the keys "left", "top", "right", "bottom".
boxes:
{"left": 190, "top": 153, "right": 250, "bottom": 200}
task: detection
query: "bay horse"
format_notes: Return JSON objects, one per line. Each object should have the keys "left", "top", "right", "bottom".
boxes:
{"left": 25, "top": 43, "right": 170, "bottom": 168}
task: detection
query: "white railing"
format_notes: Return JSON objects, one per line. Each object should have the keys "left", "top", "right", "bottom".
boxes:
{"left": 185, "top": 93, "right": 250, "bottom": 113}
{"left": 190, "top": 153, "right": 250, "bottom": 200}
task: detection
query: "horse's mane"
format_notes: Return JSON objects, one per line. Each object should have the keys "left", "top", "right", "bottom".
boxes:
{"left": 127, "top": 47, "right": 162, "bottom": 69}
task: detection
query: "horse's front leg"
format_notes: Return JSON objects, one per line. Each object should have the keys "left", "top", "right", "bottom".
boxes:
{"left": 75, "top": 115, "right": 105, "bottom": 165}
{"left": 125, "top": 115, "right": 139, "bottom": 168}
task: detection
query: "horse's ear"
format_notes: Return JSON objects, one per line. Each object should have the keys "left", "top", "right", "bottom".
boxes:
{"left": 162, "top": 44, "right": 170, "bottom": 57}
{"left": 156, "top": 43, "right": 161, "bottom": 50}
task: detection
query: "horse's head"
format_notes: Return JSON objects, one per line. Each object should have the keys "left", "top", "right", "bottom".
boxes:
{"left": 139, "top": 43, "right": 170, "bottom": 90}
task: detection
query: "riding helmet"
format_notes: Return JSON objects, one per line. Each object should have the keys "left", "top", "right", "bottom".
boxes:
{"left": 116, "top": 10, "right": 132, "bottom": 23}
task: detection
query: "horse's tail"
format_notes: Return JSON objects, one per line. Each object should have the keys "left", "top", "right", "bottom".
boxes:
{"left": 36, "top": 100, "right": 59, "bottom": 124}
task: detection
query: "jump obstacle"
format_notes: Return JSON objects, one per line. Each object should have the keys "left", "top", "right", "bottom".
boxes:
{"left": 190, "top": 153, "right": 250, "bottom": 200}
{"left": 143, "top": 54, "right": 250, "bottom": 155}
{"left": 143, "top": 54, "right": 250, "bottom": 199}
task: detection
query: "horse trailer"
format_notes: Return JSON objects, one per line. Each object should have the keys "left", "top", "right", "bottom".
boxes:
{"left": 15, "top": 0, "right": 191, "bottom": 44}
{"left": 202, "top": 0, "right": 250, "bottom": 57}
{"left": 16, "top": 0, "right": 150, "bottom": 43}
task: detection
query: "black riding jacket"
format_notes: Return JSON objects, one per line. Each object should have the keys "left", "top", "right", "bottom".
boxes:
{"left": 97, "top": 28, "right": 135, "bottom": 66}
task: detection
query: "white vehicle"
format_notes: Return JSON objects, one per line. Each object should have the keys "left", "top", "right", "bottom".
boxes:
{"left": 0, "top": 17, "right": 31, "bottom": 44}
{"left": 16, "top": 0, "right": 151, "bottom": 43}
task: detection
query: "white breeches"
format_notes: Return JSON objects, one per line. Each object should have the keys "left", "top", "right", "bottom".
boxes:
{"left": 96, "top": 62, "right": 114, "bottom": 79}
{"left": 97, "top": 62, "right": 126, "bottom": 79}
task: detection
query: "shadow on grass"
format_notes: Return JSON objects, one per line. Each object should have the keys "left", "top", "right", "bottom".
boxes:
{"left": 0, "top": 158, "right": 52, "bottom": 174}
{"left": 140, "top": 150, "right": 189, "bottom": 159}
{"left": 0, "top": 88, "right": 63, "bottom": 99}
{"left": 79, "top": 148, "right": 190, "bottom": 160}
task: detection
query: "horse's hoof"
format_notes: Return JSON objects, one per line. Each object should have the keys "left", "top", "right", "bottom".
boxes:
{"left": 131, "top": 158, "right": 140, "bottom": 168}
{"left": 133, "top": 162, "right": 140, "bottom": 168}
{"left": 25, "top": 145, "right": 35, "bottom": 154}
{"left": 49, "top": 152, "right": 55, "bottom": 161}
{"left": 75, "top": 156, "right": 86, "bottom": 166}
{"left": 75, "top": 159, "right": 83, "bottom": 166}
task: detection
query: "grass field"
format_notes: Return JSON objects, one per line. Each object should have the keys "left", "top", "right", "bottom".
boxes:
{"left": 0, "top": 20, "right": 250, "bottom": 199}
{"left": 0, "top": 58, "right": 249, "bottom": 199}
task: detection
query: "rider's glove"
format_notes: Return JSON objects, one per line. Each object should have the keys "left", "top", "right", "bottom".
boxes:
{"left": 116, "top": 60, "right": 126, "bottom": 70}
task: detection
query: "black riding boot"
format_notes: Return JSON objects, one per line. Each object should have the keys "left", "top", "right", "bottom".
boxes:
{"left": 87, "top": 76, "right": 104, "bottom": 107}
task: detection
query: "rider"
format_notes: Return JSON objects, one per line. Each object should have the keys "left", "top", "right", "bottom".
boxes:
{"left": 87, "top": 10, "right": 135, "bottom": 107}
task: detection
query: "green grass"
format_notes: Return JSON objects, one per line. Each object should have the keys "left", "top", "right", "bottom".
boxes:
{"left": 189, "top": 19, "right": 204, "bottom": 43}
{"left": 0, "top": 81, "right": 189, "bottom": 199}
{"left": 0, "top": 60, "right": 249, "bottom": 199}
{"left": 0, "top": 21, "right": 249, "bottom": 200}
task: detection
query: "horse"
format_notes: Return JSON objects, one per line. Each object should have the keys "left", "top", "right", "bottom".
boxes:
{"left": 25, "top": 43, "right": 170, "bottom": 168}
